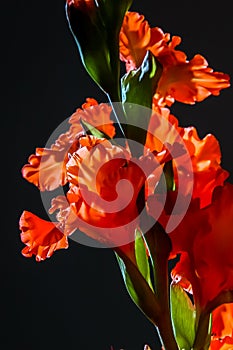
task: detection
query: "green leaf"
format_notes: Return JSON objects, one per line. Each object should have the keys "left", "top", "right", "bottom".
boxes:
{"left": 135, "top": 229, "right": 154, "bottom": 291}
{"left": 115, "top": 251, "right": 160, "bottom": 325}
{"left": 121, "top": 51, "right": 162, "bottom": 149}
{"left": 115, "top": 253, "right": 141, "bottom": 307}
{"left": 170, "top": 283, "right": 196, "bottom": 350}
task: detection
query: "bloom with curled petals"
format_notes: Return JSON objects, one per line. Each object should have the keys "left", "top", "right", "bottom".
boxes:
{"left": 68, "top": 97, "right": 115, "bottom": 138}
{"left": 210, "top": 303, "right": 233, "bottom": 350}
{"left": 146, "top": 109, "right": 229, "bottom": 208}
{"left": 21, "top": 98, "right": 115, "bottom": 191}
{"left": 181, "top": 126, "right": 229, "bottom": 208}
{"left": 119, "top": 11, "right": 230, "bottom": 108}
{"left": 63, "top": 134, "right": 171, "bottom": 247}
{"left": 19, "top": 211, "right": 68, "bottom": 262}
{"left": 168, "top": 182, "right": 233, "bottom": 308}
{"left": 155, "top": 54, "right": 230, "bottom": 106}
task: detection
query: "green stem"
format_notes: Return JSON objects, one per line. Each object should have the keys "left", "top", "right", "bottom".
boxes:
{"left": 156, "top": 320, "right": 179, "bottom": 350}
{"left": 154, "top": 250, "right": 179, "bottom": 350}
{"left": 193, "top": 311, "right": 212, "bottom": 350}
{"left": 145, "top": 221, "right": 179, "bottom": 350}
{"left": 106, "top": 92, "right": 128, "bottom": 143}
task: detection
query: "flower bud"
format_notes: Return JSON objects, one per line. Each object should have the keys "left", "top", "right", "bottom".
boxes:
{"left": 65, "top": 0, "right": 133, "bottom": 99}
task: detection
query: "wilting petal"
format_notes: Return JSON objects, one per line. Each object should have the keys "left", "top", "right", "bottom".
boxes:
{"left": 19, "top": 211, "right": 68, "bottom": 261}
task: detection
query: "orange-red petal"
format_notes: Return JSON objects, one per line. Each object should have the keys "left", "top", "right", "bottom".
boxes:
{"left": 21, "top": 147, "right": 69, "bottom": 191}
{"left": 155, "top": 54, "right": 230, "bottom": 106}
{"left": 181, "top": 127, "right": 229, "bottom": 208}
{"left": 19, "top": 211, "right": 68, "bottom": 261}
{"left": 169, "top": 182, "right": 233, "bottom": 307}
{"left": 21, "top": 98, "right": 115, "bottom": 191}
{"left": 69, "top": 98, "right": 115, "bottom": 139}
{"left": 210, "top": 303, "right": 233, "bottom": 350}
{"left": 119, "top": 11, "right": 151, "bottom": 72}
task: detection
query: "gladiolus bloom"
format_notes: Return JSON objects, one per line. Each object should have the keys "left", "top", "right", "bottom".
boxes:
{"left": 120, "top": 12, "right": 230, "bottom": 108}
{"left": 19, "top": 118, "right": 178, "bottom": 257}
{"left": 146, "top": 109, "right": 229, "bottom": 208}
{"left": 64, "top": 134, "right": 171, "bottom": 247}
{"left": 21, "top": 99, "right": 115, "bottom": 191}
{"left": 169, "top": 182, "right": 233, "bottom": 308}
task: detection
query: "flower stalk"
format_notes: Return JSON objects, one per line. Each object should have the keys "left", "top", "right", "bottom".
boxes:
{"left": 145, "top": 221, "right": 179, "bottom": 350}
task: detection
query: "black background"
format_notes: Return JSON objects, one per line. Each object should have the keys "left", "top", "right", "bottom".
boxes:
{"left": 3, "top": 1, "right": 233, "bottom": 349}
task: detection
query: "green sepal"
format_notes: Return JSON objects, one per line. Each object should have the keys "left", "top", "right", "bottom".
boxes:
{"left": 80, "top": 119, "right": 111, "bottom": 139}
{"left": 121, "top": 51, "right": 162, "bottom": 149}
{"left": 170, "top": 283, "right": 196, "bottom": 350}
{"left": 115, "top": 253, "right": 141, "bottom": 307}
{"left": 135, "top": 229, "right": 154, "bottom": 292}
{"left": 163, "top": 160, "right": 176, "bottom": 191}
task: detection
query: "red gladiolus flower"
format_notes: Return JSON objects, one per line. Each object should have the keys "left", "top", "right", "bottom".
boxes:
{"left": 20, "top": 114, "right": 175, "bottom": 258}
{"left": 21, "top": 98, "right": 115, "bottom": 191}
{"left": 146, "top": 109, "right": 229, "bottom": 208}
{"left": 64, "top": 134, "right": 170, "bottom": 247}
{"left": 210, "top": 303, "right": 233, "bottom": 350}
{"left": 169, "top": 182, "right": 233, "bottom": 309}
{"left": 119, "top": 12, "right": 230, "bottom": 108}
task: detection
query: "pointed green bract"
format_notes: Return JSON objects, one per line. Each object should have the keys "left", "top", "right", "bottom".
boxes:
{"left": 115, "top": 250, "right": 160, "bottom": 325}
{"left": 80, "top": 119, "right": 111, "bottom": 139}
{"left": 170, "top": 283, "right": 196, "bottom": 350}
{"left": 135, "top": 229, "right": 154, "bottom": 291}
{"left": 116, "top": 253, "right": 141, "bottom": 307}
